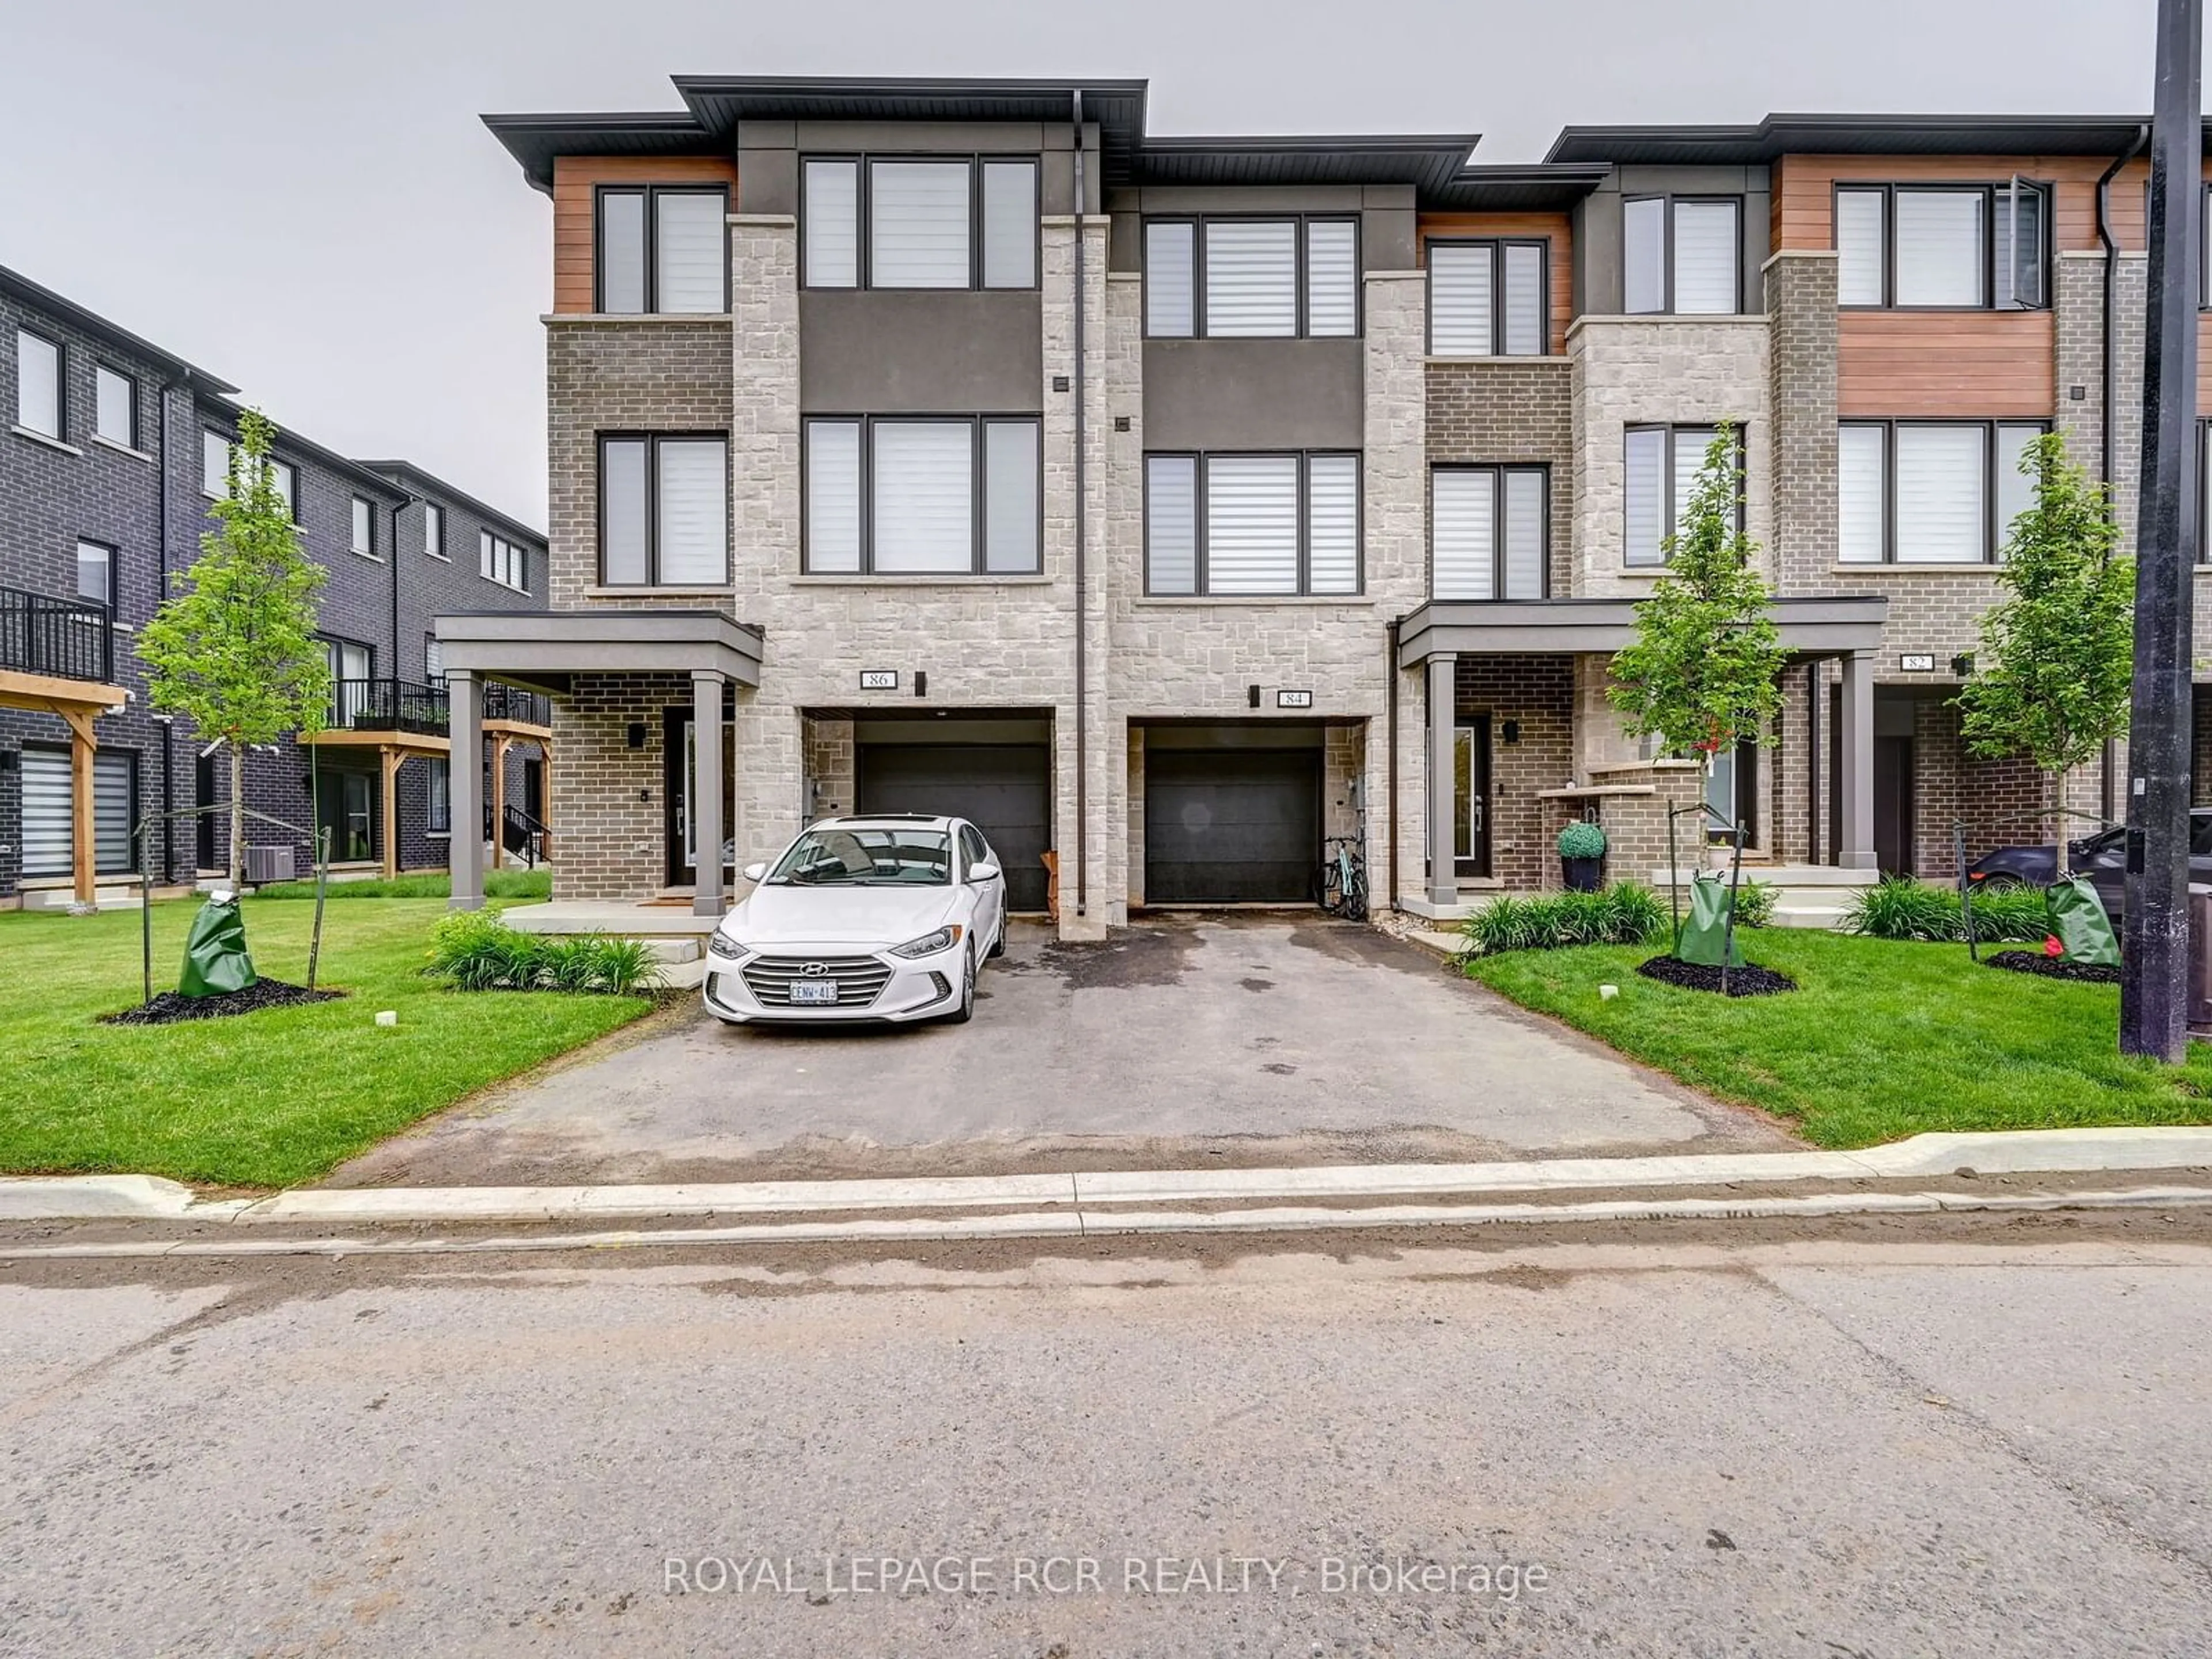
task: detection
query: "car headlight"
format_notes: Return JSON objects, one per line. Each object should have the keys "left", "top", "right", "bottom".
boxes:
{"left": 889, "top": 924, "right": 963, "bottom": 960}
{"left": 707, "top": 932, "right": 750, "bottom": 961}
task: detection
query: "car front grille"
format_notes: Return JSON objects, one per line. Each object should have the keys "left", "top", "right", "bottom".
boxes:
{"left": 740, "top": 954, "right": 893, "bottom": 1009}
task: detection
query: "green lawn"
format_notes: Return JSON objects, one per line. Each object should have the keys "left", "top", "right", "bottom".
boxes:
{"left": 0, "top": 897, "right": 650, "bottom": 1188}
{"left": 255, "top": 869, "right": 551, "bottom": 901}
{"left": 1462, "top": 928, "right": 2212, "bottom": 1148}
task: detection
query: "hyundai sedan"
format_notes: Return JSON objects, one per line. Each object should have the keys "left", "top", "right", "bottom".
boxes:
{"left": 702, "top": 816, "right": 1009, "bottom": 1026}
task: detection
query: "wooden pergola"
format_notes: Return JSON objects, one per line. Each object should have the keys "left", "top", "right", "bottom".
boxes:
{"left": 0, "top": 667, "right": 128, "bottom": 904}
{"left": 300, "top": 709, "right": 553, "bottom": 880}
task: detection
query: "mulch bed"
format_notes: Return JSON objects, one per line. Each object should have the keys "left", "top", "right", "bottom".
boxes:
{"left": 101, "top": 979, "right": 346, "bottom": 1026}
{"left": 1984, "top": 950, "right": 2123, "bottom": 986}
{"left": 1635, "top": 955, "right": 1798, "bottom": 997}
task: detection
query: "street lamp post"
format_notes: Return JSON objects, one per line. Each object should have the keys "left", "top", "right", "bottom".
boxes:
{"left": 2121, "top": 0, "right": 2204, "bottom": 1062}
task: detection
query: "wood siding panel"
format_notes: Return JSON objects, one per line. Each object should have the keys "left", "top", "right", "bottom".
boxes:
{"left": 1774, "top": 151, "right": 2175, "bottom": 255}
{"left": 1838, "top": 311, "right": 2055, "bottom": 417}
{"left": 550, "top": 155, "right": 740, "bottom": 315}
{"left": 1417, "top": 213, "right": 1574, "bottom": 355}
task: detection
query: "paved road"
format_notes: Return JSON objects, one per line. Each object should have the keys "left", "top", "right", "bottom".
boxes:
{"left": 3, "top": 1216, "right": 2209, "bottom": 1656}
{"left": 331, "top": 915, "right": 1783, "bottom": 1186}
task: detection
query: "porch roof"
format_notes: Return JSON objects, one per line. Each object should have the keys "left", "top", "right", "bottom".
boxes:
{"left": 431, "top": 609, "right": 765, "bottom": 695}
{"left": 1397, "top": 595, "right": 1888, "bottom": 665}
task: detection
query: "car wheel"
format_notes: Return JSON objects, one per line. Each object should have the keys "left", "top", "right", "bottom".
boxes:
{"left": 945, "top": 947, "right": 976, "bottom": 1025}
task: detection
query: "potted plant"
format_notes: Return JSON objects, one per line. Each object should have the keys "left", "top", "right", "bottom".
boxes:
{"left": 1558, "top": 821, "right": 1607, "bottom": 893}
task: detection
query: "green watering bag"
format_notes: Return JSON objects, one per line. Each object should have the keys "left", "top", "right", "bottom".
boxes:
{"left": 179, "top": 894, "right": 258, "bottom": 998}
{"left": 2045, "top": 875, "right": 2120, "bottom": 968}
{"left": 1677, "top": 873, "right": 1747, "bottom": 967}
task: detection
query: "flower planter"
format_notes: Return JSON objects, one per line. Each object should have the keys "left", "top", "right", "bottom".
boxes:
{"left": 1561, "top": 857, "right": 1604, "bottom": 893}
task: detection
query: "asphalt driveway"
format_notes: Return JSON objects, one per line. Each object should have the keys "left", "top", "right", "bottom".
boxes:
{"left": 328, "top": 915, "right": 1791, "bottom": 1187}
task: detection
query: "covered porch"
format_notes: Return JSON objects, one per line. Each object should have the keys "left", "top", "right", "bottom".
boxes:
{"left": 1396, "top": 596, "right": 1889, "bottom": 921}
{"left": 433, "top": 611, "right": 764, "bottom": 918}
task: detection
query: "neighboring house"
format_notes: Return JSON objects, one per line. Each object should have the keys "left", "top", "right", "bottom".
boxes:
{"left": 451, "top": 78, "right": 2204, "bottom": 937}
{"left": 0, "top": 264, "right": 548, "bottom": 906}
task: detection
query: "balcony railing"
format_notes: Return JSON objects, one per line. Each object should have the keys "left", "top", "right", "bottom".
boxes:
{"left": 329, "top": 677, "right": 450, "bottom": 736}
{"left": 1, "top": 586, "right": 113, "bottom": 684}
{"left": 482, "top": 683, "right": 551, "bottom": 727}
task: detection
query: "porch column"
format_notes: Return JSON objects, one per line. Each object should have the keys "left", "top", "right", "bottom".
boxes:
{"left": 378, "top": 745, "right": 401, "bottom": 880}
{"left": 692, "top": 670, "right": 725, "bottom": 917}
{"left": 447, "top": 671, "right": 485, "bottom": 910}
{"left": 1425, "top": 653, "right": 1458, "bottom": 908}
{"left": 1838, "top": 650, "right": 1876, "bottom": 870}
{"left": 68, "top": 714, "right": 97, "bottom": 905}
{"left": 487, "top": 733, "right": 510, "bottom": 865}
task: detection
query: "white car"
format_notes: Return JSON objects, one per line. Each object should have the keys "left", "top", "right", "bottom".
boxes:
{"left": 702, "top": 815, "right": 1009, "bottom": 1026}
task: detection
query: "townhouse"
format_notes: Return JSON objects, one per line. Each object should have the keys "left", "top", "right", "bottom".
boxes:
{"left": 454, "top": 78, "right": 2202, "bottom": 939}
{"left": 1, "top": 265, "right": 550, "bottom": 906}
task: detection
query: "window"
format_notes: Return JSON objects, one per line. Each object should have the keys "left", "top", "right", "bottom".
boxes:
{"left": 423, "top": 502, "right": 445, "bottom": 559}
{"left": 1143, "top": 451, "right": 1362, "bottom": 597}
{"left": 1430, "top": 467, "right": 1548, "bottom": 599}
{"left": 326, "top": 638, "right": 373, "bottom": 724}
{"left": 1838, "top": 420, "right": 2047, "bottom": 563}
{"left": 1834, "top": 182, "right": 2049, "bottom": 309}
{"left": 480, "top": 528, "right": 531, "bottom": 592}
{"left": 1142, "top": 216, "right": 1360, "bottom": 339}
{"left": 76, "top": 539, "right": 113, "bottom": 607}
{"left": 350, "top": 497, "right": 376, "bottom": 556}
{"left": 94, "top": 366, "right": 134, "bottom": 448}
{"left": 200, "top": 429, "right": 294, "bottom": 516}
{"left": 1623, "top": 425, "right": 1741, "bottom": 567}
{"left": 801, "top": 156, "right": 1037, "bottom": 291}
{"left": 1428, "top": 240, "right": 1548, "bottom": 356}
{"left": 801, "top": 416, "right": 1040, "bottom": 575}
{"left": 1623, "top": 197, "right": 1741, "bottom": 315}
{"left": 426, "top": 757, "right": 450, "bottom": 833}
{"left": 594, "top": 185, "right": 729, "bottom": 313}
{"left": 16, "top": 329, "right": 60, "bottom": 437}
{"left": 598, "top": 435, "right": 725, "bottom": 586}
{"left": 268, "top": 460, "right": 298, "bottom": 521}
{"left": 424, "top": 634, "right": 444, "bottom": 684}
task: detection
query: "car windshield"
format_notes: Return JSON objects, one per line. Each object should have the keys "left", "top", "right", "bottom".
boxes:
{"left": 765, "top": 827, "right": 952, "bottom": 887}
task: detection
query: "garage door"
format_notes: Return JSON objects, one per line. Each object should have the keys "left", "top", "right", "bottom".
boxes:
{"left": 856, "top": 744, "right": 1052, "bottom": 912}
{"left": 1145, "top": 748, "right": 1320, "bottom": 904}
{"left": 21, "top": 746, "right": 136, "bottom": 878}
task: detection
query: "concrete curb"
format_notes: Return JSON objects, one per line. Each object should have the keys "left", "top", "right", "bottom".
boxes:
{"left": 4, "top": 1127, "right": 2211, "bottom": 1227}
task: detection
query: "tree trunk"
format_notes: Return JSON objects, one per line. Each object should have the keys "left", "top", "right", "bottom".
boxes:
{"left": 228, "top": 743, "right": 245, "bottom": 891}
{"left": 2048, "top": 768, "right": 2065, "bottom": 888}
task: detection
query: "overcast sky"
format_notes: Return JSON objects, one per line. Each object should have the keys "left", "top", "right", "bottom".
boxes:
{"left": 0, "top": 0, "right": 2182, "bottom": 528}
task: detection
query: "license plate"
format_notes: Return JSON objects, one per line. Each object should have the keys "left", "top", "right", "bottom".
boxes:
{"left": 787, "top": 982, "right": 840, "bottom": 1005}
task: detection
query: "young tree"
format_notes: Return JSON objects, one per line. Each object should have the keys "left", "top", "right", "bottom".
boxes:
{"left": 1957, "top": 431, "right": 2132, "bottom": 883}
{"left": 1609, "top": 421, "right": 1786, "bottom": 838}
{"left": 138, "top": 409, "right": 331, "bottom": 888}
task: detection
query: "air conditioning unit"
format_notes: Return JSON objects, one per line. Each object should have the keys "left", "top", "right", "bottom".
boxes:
{"left": 244, "top": 844, "right": 296, "bottom": 885}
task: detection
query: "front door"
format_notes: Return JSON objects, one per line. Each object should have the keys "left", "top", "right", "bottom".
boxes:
{"left": 1874, "top": 736, "right": 1915, "bottom": 876}
{"left": 1453, "top": 717, "right": 1491, "bottom": 878}
{"left": 317, "top": 772, "right": 374, "bottom": 863}
{"left": 664, "top": 711, "right": 735, "bottom": 887}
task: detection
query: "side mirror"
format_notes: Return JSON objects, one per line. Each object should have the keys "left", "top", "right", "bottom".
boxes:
{"left": 968, "top": 861, "right": 1001, "bottom": 884}
{"left": 741, "top": 862, "right": 768, "bottom": 884}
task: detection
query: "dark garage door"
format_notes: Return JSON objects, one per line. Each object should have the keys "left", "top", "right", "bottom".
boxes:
{"left": 1145, "top": 748, "right": 1320, "bottom": 904}
{"left": 856, "top": 744, "right": 1052, "bottom": 912}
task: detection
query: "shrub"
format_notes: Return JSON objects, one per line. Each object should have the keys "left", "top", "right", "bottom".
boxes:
{"left": 1462, "top": 882, "right": 1667, "bottom": 955}
{"left": 1556, "top": 821, "right": 1608, "bottom": 861}
{"left": 1959, "top": 885, "right": 2055, "bottom": 945}
{"left": 1733, "top": 880, "right": 1778, "bottom": 929}
{"left": 425, "top": 914, "right": 663, "bottom": 995}
{"left": 1842, "top": 877, "right": 2053, "bottom": 945}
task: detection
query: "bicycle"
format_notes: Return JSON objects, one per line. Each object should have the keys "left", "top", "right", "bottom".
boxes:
{"left": 1317, "top": 835, "right": 1369, "bottom": 922}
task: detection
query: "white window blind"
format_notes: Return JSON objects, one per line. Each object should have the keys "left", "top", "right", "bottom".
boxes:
{"left": 983, "top": 420, "right": 1039, "bottom": 572}
{"left": 1673, "top": 426, "right": 1718, "bottom": 536}
{"left": 95, "top": 366, "right": 132, "bottom": 446}
{"left": 1502, "top": 244, "right": 1546, "bottom": 355}
{"left": 981, "top": 161, "right": 1036, "bottom": 289}
{"left": 1305, "top": 221, "right": 1358, "bottom": 337}
{"left": 804, "top": 161, "right": 859, "bottom": 288}
{"left": 656, "top": 440, "right": 728, "bottom": 584}
{"left": 870, "top": 162, "right": 970, "bottom": 289}
{"left": 351, "top": 498, "right": 373, "bottom": 554}
{"left": 1624, "top": 427, "right": 1667, "bottom": 565}
{"left": 872, "top": 422, "right": 974, "bottom": 571}
{"left": 1895, "top": 191, "right": 1983, "bottom": 306}
{"left": 599, "top": 191, "right": 646, "bottom": 312}
{"left": 655, "top": 192, "right": 725, "bottom": 312}
{"left": 805, "top": 420, "right": 862, "bottom": 572}
{"left": 1994, "top": 424, "right": 2043, "bottom": 554}
{"left": 19, "top": 749, "right": 132, "bottom": 877}
{"left": 1204, "top": 454, "right": 1300, "bottom": 592}
{"left": 1305, "top": 454, "right": 1359, "bottom": 593}
{"left": 1146, "top": 221, "right": 1195, "bottom": 337}
{"left": 202, "top": 431, "right": 228, "bottom": 497}
{"left": 1671, "top": 202, "right": 1739, "bottom": 314}
{"left": 1838, "top": 423, "right": 1887, "bottom": 563}
{"left": 77, "top": 541, "right": 111, "bottom": 606}
{"left": 1203, "top": 221, "right": 1297, "bottom": 337}
{"left": 17, "top": 330, "right": 59, "bottom": 436}
{"left": 1431, "top": 469, "right": 1496, "bottom": 599}
{"left": 1835, "top": 189, "right": 1887, "bottom": 305}
{"left": 479, "top": 528, "right": 495, "bottom": 579}
{"left": 1623, "top": 199, "right": 1666, "bottom": 315}
{"left": 600, "top": 439, "right": 649, "bottom": 584}
{"left": 1895, "top": 424, "right": 1986, "bottom": 563}
{"left": 1146, "top": 456, "right": 1198, "bottom": 594}
{"left": 268, "top": 460, "right": 297, "bottom": 520}
{"left": 1503, "top": 468, "right": 1546, "bottom": 598}
{"left": 424, "top": 502, "right": 444, "bottom": 557}
{"left": 1429, "top": 244, "right": 1493, "bottom": 354}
